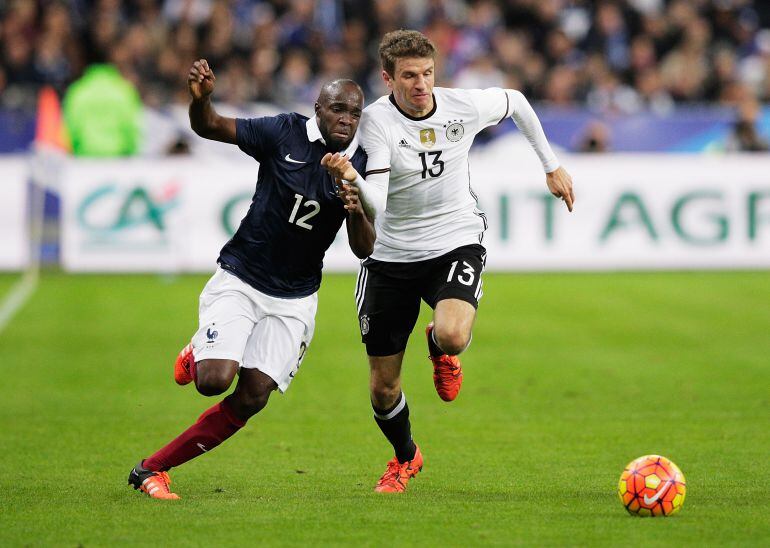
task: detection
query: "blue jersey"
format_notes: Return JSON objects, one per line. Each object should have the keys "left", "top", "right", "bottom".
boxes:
{"left": 218, "top": 113, "right": 367, "bottom": 298}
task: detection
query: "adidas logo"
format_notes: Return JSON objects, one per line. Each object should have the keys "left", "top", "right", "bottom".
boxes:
{"left": 398, "top": 138, "right": 410, "bottom": 148}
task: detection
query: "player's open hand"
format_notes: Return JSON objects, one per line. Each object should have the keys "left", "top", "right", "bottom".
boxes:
{"left": 188, "top": 59, "right": 216, "bottom": 101}
{"left": 546, "top": 166, "right": 575, "bottom": 212}
{"left": 321, "top": 152, "right": 358, "bottom": 183}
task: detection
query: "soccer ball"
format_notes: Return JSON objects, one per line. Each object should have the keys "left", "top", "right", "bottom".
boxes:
{"left": 618, "top": 455, "right": 686, "bottom": 517}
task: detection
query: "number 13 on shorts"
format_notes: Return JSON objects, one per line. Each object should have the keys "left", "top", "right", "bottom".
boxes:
{"left": 447, "top": 260, "right": 475, "bottom": 286}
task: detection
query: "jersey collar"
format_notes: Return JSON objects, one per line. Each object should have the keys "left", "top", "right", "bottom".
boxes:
{"left": 388, "top": 93, "right": 437, "bottom": 121}
{"left": 306, "top": 116, "right": 359, "bottom": 157}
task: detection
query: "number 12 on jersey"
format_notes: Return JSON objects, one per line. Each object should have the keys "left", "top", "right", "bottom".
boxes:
{"left": 288, "top": 193, "right": 320, "bottom": 230}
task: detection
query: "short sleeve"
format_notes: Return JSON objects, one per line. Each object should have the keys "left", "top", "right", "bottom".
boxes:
{"left": 467, "top": 88, "right": 511, "bottom": 130}
{"left": 236, "top": 115, "right": 287, "bottom": 161}
{"left": 358, "top": 113, "right": 392, "bottom": 177}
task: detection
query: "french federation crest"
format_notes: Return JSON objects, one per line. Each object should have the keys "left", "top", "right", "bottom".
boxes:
{"left": 446, "top": 122, "right": 464, "bottom": 142}
{"left": 419, "top": 128, "right": 436, "bottom": 148}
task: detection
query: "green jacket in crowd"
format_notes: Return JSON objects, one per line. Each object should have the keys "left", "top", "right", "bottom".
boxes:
{"left": 63, "top": 64, "right": 142, "bottom": 157}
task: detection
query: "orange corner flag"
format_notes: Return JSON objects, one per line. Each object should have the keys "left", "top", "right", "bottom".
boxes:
{"left": 34, "top": 86, "right": 71, "bottom": 152}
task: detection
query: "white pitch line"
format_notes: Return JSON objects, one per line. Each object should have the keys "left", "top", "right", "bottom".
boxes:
{"left": 0, "top": 269, "right": 39, "bottom": 334}
{"left": 0, "top": 150, "right": 49, "bottom": 335}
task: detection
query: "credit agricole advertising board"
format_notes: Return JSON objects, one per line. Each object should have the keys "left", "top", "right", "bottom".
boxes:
{"left": 60, "top": 154, "right": 770, "bottom": 272}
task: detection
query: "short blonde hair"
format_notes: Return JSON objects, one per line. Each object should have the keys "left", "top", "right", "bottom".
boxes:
{"left": 379, "top": 30, "right": 436, "bottom": 76}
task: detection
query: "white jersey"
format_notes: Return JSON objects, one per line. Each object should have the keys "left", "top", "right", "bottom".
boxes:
{"left": 358, "top": 87, "right": 558, "bottom": 262}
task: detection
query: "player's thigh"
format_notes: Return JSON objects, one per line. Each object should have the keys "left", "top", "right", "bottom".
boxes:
{"left": 357, "top": 263, "right": 421, "bottom": 357}
{"left": 241, "top": 292, "right": 317, "bottom": 393}
{"left": 421, "top": 245, "right": 485, "bottom": 345}
{"left": 192, "top": 268, "right": 258, "bottom": 365}
{"left": 234, "top": 367, "right": 278, "bottom": 397}
{"left": 421, "top": 244, "right": 486, "bottom": 312}
{"left": 433, "top": 298, "right": 476, "bottom": 338}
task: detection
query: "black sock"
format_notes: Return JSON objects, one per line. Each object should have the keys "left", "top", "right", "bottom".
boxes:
{"left": 372, "top": 392, "right": 416, "bottom": 463}
{"left": 428, "top": 326, "right": 444, "bottom": 357}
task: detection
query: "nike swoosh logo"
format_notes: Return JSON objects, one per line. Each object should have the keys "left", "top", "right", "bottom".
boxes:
{"left": 284, "top": 154, "right": 306, "bottom": 164}
{"left": 643, "top": 480, "right": 672, "bottom": 505}
{"left": 197, "top": 443, "right": 208, "bottom": 452}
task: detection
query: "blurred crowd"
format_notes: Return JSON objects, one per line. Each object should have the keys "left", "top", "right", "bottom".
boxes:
{"left": 2, "top": 0, "right": 770, "bottom": 114}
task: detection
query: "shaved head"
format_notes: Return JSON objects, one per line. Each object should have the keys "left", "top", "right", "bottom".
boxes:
{"left": 317, "top": 79, "right": 364, "bottom": 107}
{"left": 314, "top": 79, "right": 364, "bottom": 152}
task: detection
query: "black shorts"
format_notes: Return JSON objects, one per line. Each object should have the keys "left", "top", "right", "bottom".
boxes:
{"left": 355, "top": 244, "right": 486, "bottom": 356}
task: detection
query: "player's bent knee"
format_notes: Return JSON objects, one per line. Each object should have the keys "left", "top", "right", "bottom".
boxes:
{"left": 196, "top": 377, "right": 231, "bottom": 397}
{"left": 434, "top": 328, "right": 470, "bottom": 356}
{"left": 370, "top": 381, "right": 401, "bottom": 410}
{"left": 195, "top": 359, "right": 239, "bottom": 396}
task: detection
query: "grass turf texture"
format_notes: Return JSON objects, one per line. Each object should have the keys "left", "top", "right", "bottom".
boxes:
{"left": 0, "top": 271, "right": 768, "bottom": 546}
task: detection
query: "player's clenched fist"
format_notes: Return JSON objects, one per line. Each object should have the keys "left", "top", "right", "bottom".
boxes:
{"left": 321, "top": 152, "right": 358, "bottom": 183}
{"left": 188, "top": 59, "right": 216, "bottom": 101}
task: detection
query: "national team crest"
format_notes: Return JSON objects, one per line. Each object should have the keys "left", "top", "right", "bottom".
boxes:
{"left": 446, "top": 122, "right": 464, "bottom": 142}
{"left": 419, "top": 128, "right": 436, "bottom": 148}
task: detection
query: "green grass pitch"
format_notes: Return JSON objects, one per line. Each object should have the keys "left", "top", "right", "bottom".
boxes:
{"left": 0, "top": 271, "right": 768, "bottom": 546}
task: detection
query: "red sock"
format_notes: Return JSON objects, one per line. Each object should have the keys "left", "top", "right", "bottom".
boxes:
{"left": 143, "top": 398, "right": 246, "bottom": 472}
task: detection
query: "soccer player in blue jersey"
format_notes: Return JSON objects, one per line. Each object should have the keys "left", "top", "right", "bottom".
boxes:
{"left": 127, "top": 59, "right": 374, "bottom": 499}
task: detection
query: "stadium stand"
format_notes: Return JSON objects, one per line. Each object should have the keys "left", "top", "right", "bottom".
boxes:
{"left": 1, "top": 1, "right": 769, "bottom": 153}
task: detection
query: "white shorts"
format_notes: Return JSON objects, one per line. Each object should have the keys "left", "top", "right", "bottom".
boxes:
{"left": 192, "top": 268, "right": 317, "bottom": 393}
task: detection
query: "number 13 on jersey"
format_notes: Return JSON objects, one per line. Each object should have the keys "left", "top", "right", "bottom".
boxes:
{"left": 419, "top": 151, "right": 444, "bottom": 179}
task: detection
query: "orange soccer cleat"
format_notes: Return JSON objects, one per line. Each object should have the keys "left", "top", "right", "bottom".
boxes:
{"left": 375, "top": 446, "right": 423, "bottom": 493}
{"left": 128, "top": 462, "right": 180, "bottom": 500}
{"left": 174, "top": 343, "right": 195, "bottom": 386}
{"left": 426, "top": 323, "right": 463, "bottom": 402}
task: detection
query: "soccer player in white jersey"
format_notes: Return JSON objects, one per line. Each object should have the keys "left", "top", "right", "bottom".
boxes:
{"left": 322, "top": 30, "right": 574, "bottom": 493}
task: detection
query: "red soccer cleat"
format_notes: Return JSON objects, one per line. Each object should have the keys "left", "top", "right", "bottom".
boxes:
{"left": 375, "top": 446, "right": 423, "bottom": 493}
{"left": 174, "top": 343, "right": 195, "bottom": 386}
{"left": 128, "top": 462, "right": 180, "bottom": 500}
{"left": 426, "top": 323, "right": 463, "bottom": 402}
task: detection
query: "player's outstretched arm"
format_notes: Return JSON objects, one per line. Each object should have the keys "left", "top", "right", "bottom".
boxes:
{"left": 188, "top": 59, "right": 236, "bottom": 144}
{"left": 507, "top": 89, "right": 574, "bottom": 211}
